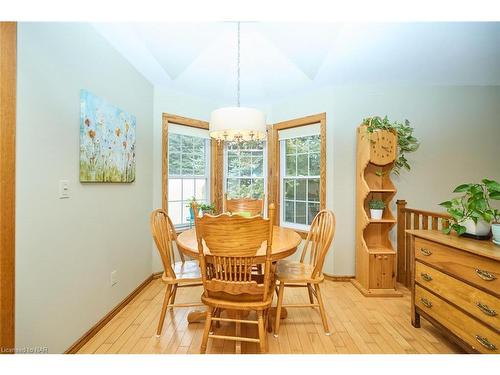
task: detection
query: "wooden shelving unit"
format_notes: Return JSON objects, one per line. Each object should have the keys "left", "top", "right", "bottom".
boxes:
{"left": 351, "top": 124, "right": 402, "bottom": 297}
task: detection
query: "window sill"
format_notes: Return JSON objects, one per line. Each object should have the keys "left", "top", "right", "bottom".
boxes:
{"left": 174, "top": 225, "right": 192, "bottom": 234}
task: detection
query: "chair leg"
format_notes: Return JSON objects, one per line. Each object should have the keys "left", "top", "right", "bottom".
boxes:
{"left": 257, "top": 310, "right": 267, "bottom": 353}
{"left": 264, "top": 309, "right": 270, "bottom": 351}
{"left": 156, "top": 284, "right": 172, "bottom": 337}
{"left": 307, "top": 283, "right": 314, "bottom": 305}
{"left": 214, "top": 308, "right": 221, "bottom": 329}
{"left": 235, "top": 311, "right": 242, "bottom": 354}
{"left": 314, "top": 283, "right": 331, "bottom": 335}
{"left": 200, "top": 306, "right": 214, "bottom": 354}
{"left": 169, "top": 285, "right": 178, "bottom": 310}
{"left": 273, "top": 281, "right": 285, "bottom": 338}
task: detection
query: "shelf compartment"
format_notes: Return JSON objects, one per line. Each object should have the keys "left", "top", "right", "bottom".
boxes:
{"left": 363, "top": 222, "right": 394, "bottom": 250}
{"left": 364, "top": 163, "right": 395, "bottom": 191}
{"left": 364, "top": 191, "right": 396, "bottom": 221}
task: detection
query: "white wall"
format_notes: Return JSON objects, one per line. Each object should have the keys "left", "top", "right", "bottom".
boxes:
{"left": 16, "top": 23, "right": 154, "bottom": 353}
{"left": 271, "top": 85, "right": 500, "bottom": 276}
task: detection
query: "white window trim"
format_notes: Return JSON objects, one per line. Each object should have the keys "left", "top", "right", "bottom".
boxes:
{"left": 168, "top": 132, "right": 211, "bottom": 229}
{"left": 223, "top": 141, "right": 268, "bottom": 214}
{"left": 279, "top": 135, "right": 320, "bottom": 232}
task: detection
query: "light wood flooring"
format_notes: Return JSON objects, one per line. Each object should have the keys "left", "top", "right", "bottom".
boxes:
{"left": 77, "top": 278, "right": 464, "bottom": 354}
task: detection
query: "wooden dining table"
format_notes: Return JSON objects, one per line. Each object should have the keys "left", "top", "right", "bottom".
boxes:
{"left": 176, "top": 225, "right": 302, "bottom": 350}
{"left": 176, "top": 225, "right": 302, "bottom": 262}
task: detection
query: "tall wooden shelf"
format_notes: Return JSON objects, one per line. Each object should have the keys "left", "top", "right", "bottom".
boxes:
{"left": 351, "top": 124, "right": 402, "bottom": 297}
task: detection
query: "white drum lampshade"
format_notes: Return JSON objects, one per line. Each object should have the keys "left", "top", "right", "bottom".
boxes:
{"left": 209, "top": 107, "right": 267, "bottom": 142}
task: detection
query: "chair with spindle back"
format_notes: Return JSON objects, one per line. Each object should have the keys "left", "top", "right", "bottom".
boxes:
{"left": 150, "top": 209, "right": 203, "bottom": 337}
{"left": 193, "top": 203, "right": 276, "bottom": 353}
{"left": 224, "top": 193, "right": 265, "bottom": 216}
{"left": 273, "top": 209, "right": 336, "bottom": 337}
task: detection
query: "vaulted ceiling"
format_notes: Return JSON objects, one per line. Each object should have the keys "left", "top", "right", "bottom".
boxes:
{"left": 94, "top": 22, "right": 500, "bottom": 106}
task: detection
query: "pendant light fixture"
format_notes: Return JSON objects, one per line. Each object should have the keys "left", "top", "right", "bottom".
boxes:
{"left": 209, "top": 22, "right": 266, "bottom": 143}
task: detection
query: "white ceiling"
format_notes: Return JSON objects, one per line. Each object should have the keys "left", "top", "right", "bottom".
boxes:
{"left": 93, "top": 22, "right": 500, "bottom": 106}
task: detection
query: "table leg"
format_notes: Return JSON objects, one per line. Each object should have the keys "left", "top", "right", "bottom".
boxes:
{"left": 267, "top": 307, "right": 288, "bottom": 333}
{"left": 235, "top": 311, "right": 242, "bottom": 354}
{"left": 187, "top": 310, "right": 207, "bottom": 323}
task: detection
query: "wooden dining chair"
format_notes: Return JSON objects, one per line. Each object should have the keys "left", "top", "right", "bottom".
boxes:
{"left": 193, "top": 203, "right": 276, "bottom": 353}
{"left": 224, "top": 193, "right": 265, "bottom": 216}
{"left": 273, "top": 209, "right": 336, "bottom": 337}
{"left": 150, "top": 209, "right": 203, "bottom": 337}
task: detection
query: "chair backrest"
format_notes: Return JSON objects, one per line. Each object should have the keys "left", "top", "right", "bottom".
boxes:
{"left": 193, "top": 203, "right": 275, "bottom": 301}
{"left": 299, "top": 209, "right": 336, "bottom": 279}
{"left": 150, "top": 209, "right": 185, "bottom": 279}
{"left": 224, "top": 192, "right": 265, "bottom": 216}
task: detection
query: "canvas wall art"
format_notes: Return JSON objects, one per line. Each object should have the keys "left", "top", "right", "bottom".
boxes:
{"left": 79, "top": 90, "right": 136, "bottom": 182}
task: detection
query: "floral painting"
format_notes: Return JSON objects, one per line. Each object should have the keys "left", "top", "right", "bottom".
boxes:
{"left": 79, "top": 90, "right": 136, "bottom": 182}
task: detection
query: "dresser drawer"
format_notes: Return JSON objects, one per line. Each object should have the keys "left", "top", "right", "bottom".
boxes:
{"left": 415, "top": 238, "right": 500, "bottom": 296}
{"left": 416, "top": 286, "right": 499, "bottom": 353}
{"left": 416, "top": 262, "right": 499, "bottom": 331}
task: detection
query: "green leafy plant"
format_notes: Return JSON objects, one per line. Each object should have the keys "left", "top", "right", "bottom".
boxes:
{"left": 363, "top": 116, "right": 420, "bottom": 175}
{"left": 369, "top": 199, "right": 386, "bottom": 210}
{"left": 439, "top": 179, "right": 500, "bottom": 235}
{"left": 185, "top": 196, "right": 197, "bottom": 208}
{"left": 199, "top": 203, "right": 215, "bottom": 214}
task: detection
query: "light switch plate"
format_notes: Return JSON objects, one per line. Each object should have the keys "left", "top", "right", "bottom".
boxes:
{"left": 59, "top": 180, "right": 69, "bottom": 199}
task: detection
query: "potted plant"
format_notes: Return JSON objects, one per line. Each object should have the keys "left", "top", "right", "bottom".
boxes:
{"left": 363, "top": 116, "right": 420, "bottom": 175}
{"left": 439, "top": 179, "right": 500, "bottom": 239}
{"left": 199, "top": 202, "right": 215, "bottom": 215}
{"left": 492, "top": 210, "right": 500, "bottom": 245}
{"left": 369, "top": 199, "right": 385, "bottom": 220}
{"left": 185, "top": 196, "right": 198, "bottom": 221}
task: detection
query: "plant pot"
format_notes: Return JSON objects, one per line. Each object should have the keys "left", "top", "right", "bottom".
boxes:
{"left": 370, "top": 209, "right": 383, "bottom": 220}
{"left": 462, "top": 218, "right": 491, "bottom": 236}
{"left": 492, "top": 223, "right": 500, "bottom": 244}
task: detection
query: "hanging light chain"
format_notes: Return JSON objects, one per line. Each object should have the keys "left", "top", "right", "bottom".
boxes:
{"left": 237, "top": 21, "right": 241, "bottom": 107}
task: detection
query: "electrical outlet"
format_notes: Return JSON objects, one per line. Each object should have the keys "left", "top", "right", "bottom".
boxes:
{"left": 111, "top": 270, "right": 118, "bottom": 286}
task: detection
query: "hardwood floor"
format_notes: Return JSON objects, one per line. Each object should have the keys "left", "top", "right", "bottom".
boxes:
{"left": 77, "top": 279, "right": 464, "bottom": 354}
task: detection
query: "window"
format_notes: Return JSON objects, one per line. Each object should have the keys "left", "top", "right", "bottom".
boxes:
{"left": 225, "top": 140, "right": 266, "bottom": 199}
{"left": 162, "top": 114, "right": 215, "bottom": 229}
{"left": 168, "top": 133, "right": 210, "bottom": 227}
{"left": 281, "top": 134, "right": 320, "bottom": 229}
{"left": 272, "top": 114, "right": 326, "bottom": 232}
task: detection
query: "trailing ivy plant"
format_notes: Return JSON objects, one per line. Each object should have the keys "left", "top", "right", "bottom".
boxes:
{"left": 363, "top": 116, "right": 420, "bottom": 175}
{"left": 439, "top": 179, "right": 500, "bottom": 235}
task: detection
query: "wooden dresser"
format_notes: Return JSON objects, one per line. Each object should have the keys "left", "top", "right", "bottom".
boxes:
{"left": 407, "top": 230, "right": 500, "bottom": 353}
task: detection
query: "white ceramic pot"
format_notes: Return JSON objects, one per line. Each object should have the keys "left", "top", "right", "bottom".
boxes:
{"left": 492, "top": 223, "right": 500, "bottom": 244}
{"left": 370, "top": 209, "right": 383, "bottom": 220}
{"left": 462, "top": 218, "right": 491, "bottom": 236}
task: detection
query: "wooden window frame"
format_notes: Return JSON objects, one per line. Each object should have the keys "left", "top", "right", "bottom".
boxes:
{"left": 0, "top": 22, "right": 16, "bottom": 353}
{"left": 162, "top": 113, "right": 224, "bottom": 222}
{"left": 269, "top": 113, "right": 327, "bottom": 237}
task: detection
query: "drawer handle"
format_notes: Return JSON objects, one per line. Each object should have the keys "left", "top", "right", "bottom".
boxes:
{"left": 420, "top": 248, "right": 432, "bottom": 256}
{"left": 475, "top": 269, "right": 497, "bottom": 281}
{"left": 420, "top": 297, "right": 432, "bottom": 308}
{"left": 476, "top": 302, "right": 498, "bottom": 317}
{"left": 475, "top": 335, "right": 497, "bottom": 351}
{"left": 420, "top": 273, "right": 433, "bottom": 282}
